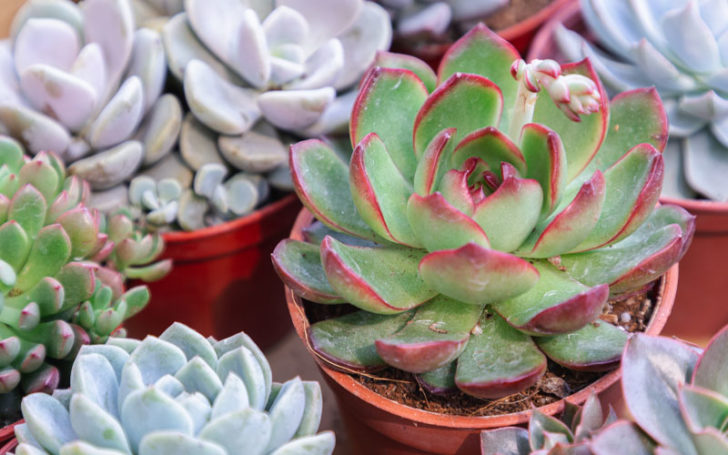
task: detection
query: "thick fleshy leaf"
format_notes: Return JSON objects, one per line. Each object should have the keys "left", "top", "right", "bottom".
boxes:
{"left": 70, "top": 353, "right": 119, "bottom": 417}
{"left": 86, "top": 77, "right": 144, "bottom": 150}
{"left": 320, "top": 236, "right": 435, "bottom": 314}
{"left": 69, "top": 141, "right": 144, "bottom": 190}
{"left": 571, "top": 144, "right": 663, "bottom": 252}
{"left": 371, "top": 51, "right": 437, "bottom": 93}
{"left": 350, "top": 133, "right": 418, "bottom": 246}
{"left": 622, "top": 334, "right": 699, "bottom": 455}
{"left": 694, "top": 326, "right": 728, "bottom": 396}
{"left": 216, "top": 349, "right": 267, "bottom": 411}
{"left": 258, "top": 88, "right": 335, "bottom": 131}
{"left": 437, "top": 24, "right": 519, "bottom": 128}
{"left": 69, "top": 394, "right": 129, "bottom": 453}
{"left": 265, "top": 378, "right": 305, "bottom": 452}
{"left": 278, "top": 0, "right": 361, "bottom": 52}
{"left": 269, "top": 432, "right": 335, "bottom": 455}
{"left": 413, "top": 73, "right": 503, "bottom": 158}
{"left": 532, "top": 59, "right": 608, "bottom": 182}
{"left": 412, "top": 128, "right": 455, "bottom": 196}
{"left": 520, "top": 123, "right": 567, "bottom": 217}
{"left": 480, "top": 427, "right": 530, "bottom": 455}
{"left": 529, "top": 410, "right": 573, "bottom": 449}
{"left": 535, "top": 321, "right": 627, "bottom": 371}
{"left": 121, "top": 387, "right": 194, "bottom": 452}
{"left": 0, "top": 219, "right": 31, "bottom": 271}
{"left": 375, "top": 296, "right": 483, "bottom": 373}
{"left": 417, "top": 362, "right": 457, "bottom": 395}
{"left": 492, "top": 261, "right": 608, "bottom": 335}
{"left": 0, "top": 105, "right": 71, "bottom": 156}
{"left": 271, "top": 240, "right": 343, "bottom": 304}
{"left": 200, "top": 408, "right": 271, "bottom": 455}
{"left": 309, "top": 310, "right": 412, "bottom": 371}
{"left": 678, "top": 383, "right": 728, "bottom": 433}
{"left": 15, "top": 225, "right": 71, "bottom": 293}
{"left": 295, "top": 381, "right": 323, "bottom": 437}
{"left": 419, "top": 243, "right": 538, "bottom": 305}
{"left": 290, "top": 139, "right": 377, "bottom": 240}
{"left": 590, "top": 421, "right": 654, "bottom": 455}
{"left": 9, "top": 184, "right": 47, "bottom": 239}
{"left": 450, "top": 127, "right": 526, "bottom": 176}
{"left": 350, "top": 67, "right": 427, "bottom": 180}
{"left": 19, "top": 159, "right": 60, "bottom": 203}
{"left": 455, "top": 313, "right": 546, "bottom": 399}
{"left": 139, "top": 432, "right": 226, "bottom": 455}
{"left": 22, "top": 393, "right": 76, "bottom": 453}
{"left": 407, "top": 193, "right": 489, "bottom": 252}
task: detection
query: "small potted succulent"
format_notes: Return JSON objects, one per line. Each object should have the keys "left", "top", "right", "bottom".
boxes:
{"left": 481, "top": 323, "right": 728, "bottom": 454}
{"left": 0, "top": 136, "right": 168, "bottom": 428}
{"left": 376, "top": 0, "right": 574, "bottom": 66}
{"left": 528, "top": 0, "right": 728, "bottom": 345}
{"left": 273, "top": 24, "right": 692, "bottom": 454}
{"left": 1, "top": 322, "right": 336, "bottom": 454}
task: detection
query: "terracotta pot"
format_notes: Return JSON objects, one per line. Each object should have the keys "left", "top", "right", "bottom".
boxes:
{"left": 0, "top": 421, "right": 20, "bottom": 455}
{"left": 396, "top": 0, "right": 575, "bottom": 69}
{"left": 286, "top": 209, "right": 679, "bottom": 455}
{"left": 529, "top": 4, "right": 728, "bottom": 347}
{"left": 125, "top": 194, "right": 301, "bottom": 349}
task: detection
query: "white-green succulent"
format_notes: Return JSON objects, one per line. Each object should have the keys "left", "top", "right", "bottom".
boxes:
{"left": 13, "top": 322, "right": 335, "bottom": 455}
{"left": 555, "top": 0, "right": 728, "bottom": 201}
{"left": 0, "top": 0, "right": 183, "bottom": 195}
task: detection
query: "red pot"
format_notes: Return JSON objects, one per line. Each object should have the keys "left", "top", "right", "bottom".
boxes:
{"left": 0, "top": 421, "right": 20, "bottom": 454}
{"left": 286, "top": 209, "right": 678, "bottom": 455}
{"left": 126, "top": 194, "right": 301, "bottom": 349}
{"left": 529, "top": 4, "right": 728, "bottom": 347}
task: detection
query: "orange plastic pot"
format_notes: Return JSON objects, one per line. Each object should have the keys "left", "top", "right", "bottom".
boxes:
{"left": 286, "top": 209, "right": 678, "bottom": 455}
{"left": 125, "top": 194, "right": 301, "bottom": 349}
{"left": 529, "top": 4, "right": 728, "bottom": 347}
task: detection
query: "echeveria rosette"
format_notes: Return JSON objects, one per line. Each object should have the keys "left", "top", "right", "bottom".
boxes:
{"left": 0, "top": 0, "right": 182, "bottom": 196}
{"left": 0, "top": 136, "right": 168, "bottom": 401}
{"left": 14, "top": 322, "right": 335, "bottom": 455}
{"left": 555, "top": 0, "right": 728, "bottom": 201}
{"left": 272, "top": 25, "right": 694, "bottom": 400}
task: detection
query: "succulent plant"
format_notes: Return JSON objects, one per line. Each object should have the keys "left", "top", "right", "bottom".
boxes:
{"left": 272, "top": 25, "right": 694, "bottom": 400}
{"left": 13, "top": 322, "right": 336, "bottom": 455}
{"left": 0, "top": 0, "right": 183, "bottom": 197}
{"left": 554, "top": 0, "right": 728, "bottom": 201}
{"left": 0, "top": 135, "right": 169, "bottom": 399}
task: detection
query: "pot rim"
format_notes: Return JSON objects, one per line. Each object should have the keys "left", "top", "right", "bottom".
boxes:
{"left": 160, "top": 193, "right": 298, "bottom": 244}
{"left": 285, "top": 208, "right": 679, "bottom": 430}
{"left": 499, "top": 0, "right": 575, "bottom": 42}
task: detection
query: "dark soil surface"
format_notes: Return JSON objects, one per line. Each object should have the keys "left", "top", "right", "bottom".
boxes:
{"left": 486, "top": 0, "right": 556, "bottom": 31}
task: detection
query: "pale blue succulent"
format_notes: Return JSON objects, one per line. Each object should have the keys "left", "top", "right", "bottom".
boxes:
{"left": 13, "top": 323, "right": 335, "bottom": 455}
{"left": 555, "top": 0, "right": 728, "bottom": 201}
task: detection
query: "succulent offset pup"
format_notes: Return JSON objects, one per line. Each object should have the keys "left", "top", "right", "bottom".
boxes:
{"left": 481, "top": 326, "right": 728, "bottom": 454}
{"left": 0, "top": 0, "right": 181, "bottom": 196}
{"left": 555, "top": 0, "right": 728, "bottom": 201}
{"left": 273, "top": 24, "right": 694, "bottom": 399}
{"left": 0, "top": 136, "right": 169, "bottom": 398}
{"left": 14, "top": 323, "right": 335, "bottom": 455}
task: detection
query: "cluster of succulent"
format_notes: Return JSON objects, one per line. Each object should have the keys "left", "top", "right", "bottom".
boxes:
{"left": 14, "top": 322, "right": 335, "bottom": 455}
{"left": 0, "top": 136, "right": 169, "bottom": 401}
{"left": 481, "top": 325, "right": 728, "bottom": 454}
{"left": 555, "top": 0, "right": 728, "bottom": 201}
{"left": 273, "top": 25, "right": 694, "bottom": 400}
{"left": 377, "top": 0, "right": 508, "bottom": 44}
{"left": 0, "top": 0, "right": 182, "bottom": 200}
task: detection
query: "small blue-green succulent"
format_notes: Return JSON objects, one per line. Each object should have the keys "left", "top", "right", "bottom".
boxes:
{"left": 14, "top": 323, "right": 335, "bottom": 455}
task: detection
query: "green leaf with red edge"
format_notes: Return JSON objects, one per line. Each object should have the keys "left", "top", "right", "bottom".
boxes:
{"left": 413, "top": 128, "right": 456, "bottom": 196}
{"left": 308, "top": 310, "right": 413, "bottom": 372}
{"left": 437, "top": 24, "right": 520, "bottom": 129}
{"left": 8, "top": 184, "right": 47, "bottom": 240}
{"left": 6, "top": 277, "right": 63, "bottom": 316}
{"left": 692, "top": 428, "right": 728, "bottom": 455}
{"left": 570, "top": 144, "right": 664, "bottom": 252}
{"left": 419, "top": 243, "right": 538, "bottom": 305}
{"left": 641, "top": 204, "right": 695, "bottom": 259}
{"left": 413, "top": 73, "right": 503, "bottom": 159}
{"left": 375, "top": 296, "right": 483, "bottom": 373}
{"left": 0, "top": 137, "right": 24, "bottom": 172}
{"left": 678, "top": 384, "right": 728, "bottom": 433}
{"left": 450, "top": 126, "right": 527, "bottom": 177}
{"left": 55, "top": 262, "right": 96, "bottom": 309}
{"left": 290, "top": 139, "right": 377, "bottom": 241}
{"left": 406, "top": 193, "right": 489, "bottom": 252}
{"left": 271, "top": 239, "right": 344, "bottom": 304}
{"left": 480, "top": 427, "right": 531, "bottom": 455}
{"left": 320, "top": 236, "right": 436, "bottom": 314}
{"left": 14, "top": 225, "right": 71, "bottom": 293}
{"left": 351, "top": 67, "right": 428, "bottom": 181}
{"left": 18, "top": 159, "right": 59, "bottom": 203}
{"left": 517, "top": 170, "right": 605, "bottom": 258}
{"left": 532, "top": 59, "right": 609, "bottom": 182}
{"left": 438, "top": 168, "right": 475, "bottom": 216}
{"left": 694, "top": 325, "right": 728, "bottom": 397}
{"left": 535, "top": 321, "right": 627, "bottom": 372}
{"left": 0, "top": 220, "right": 30, "bottom": 271}
{"left": 588, "top": 88, "right": 668, "bottom": 174}
{"left": 520, "top": 123, "right": 567, "bottom": 217}
{"left": 57, "top": 207, "right": 99, "bottom": 259}
{"left": 529, "top": 410, "right": 574, "bottom": 450}
{"left": 371, "top": 51, "right": 437, "bottom": 93}
{"left": 417, "top": 362, "right": 457, "bottom": 395}
{"left": 492, "top": 261, "right": 608, "bottom": 336}
{"left": 455, "top": 312, "right": 546, "bottom": 399}
{"left": 590, "top": 421, "right": 655, "bottom": 455}
{"left": 622, "top": 334, "right": 698, "bottom": 455}
{"left": 471, "top": 174, "right": 542, "bottom": 252}
{"left": 301, "top": 221, "right": 377, "bottom": 248}
{"left": 350, "top": 133, "right": 419, "bottom": 247}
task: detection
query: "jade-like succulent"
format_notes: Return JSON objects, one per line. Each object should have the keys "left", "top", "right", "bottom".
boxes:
{"left": 0, "top": 0, "right": 182, "bottom": 194}
{"left": 0, "top": 136, "right": 169, "bottom": 399}
{"left": 272, "top": 25, "right": 694, "bottom": 400}
{"left": 14, "top": 322, "right": 336, "bottom": 455}
{"left": 555, "top": 0, "right": 728, "bottom": 201}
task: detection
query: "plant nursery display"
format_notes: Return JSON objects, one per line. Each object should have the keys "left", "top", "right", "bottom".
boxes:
{"left": 274, "top": 23, "right": 693, "bottom": 402}
{"left": 10, "top": 322, "right": 336, "bottom": 455}
{"left": 0, "top": 136, "right": 168, "bottom": 418}
{"left": 481, "top": 325, "right": 728, "bottom": 454}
